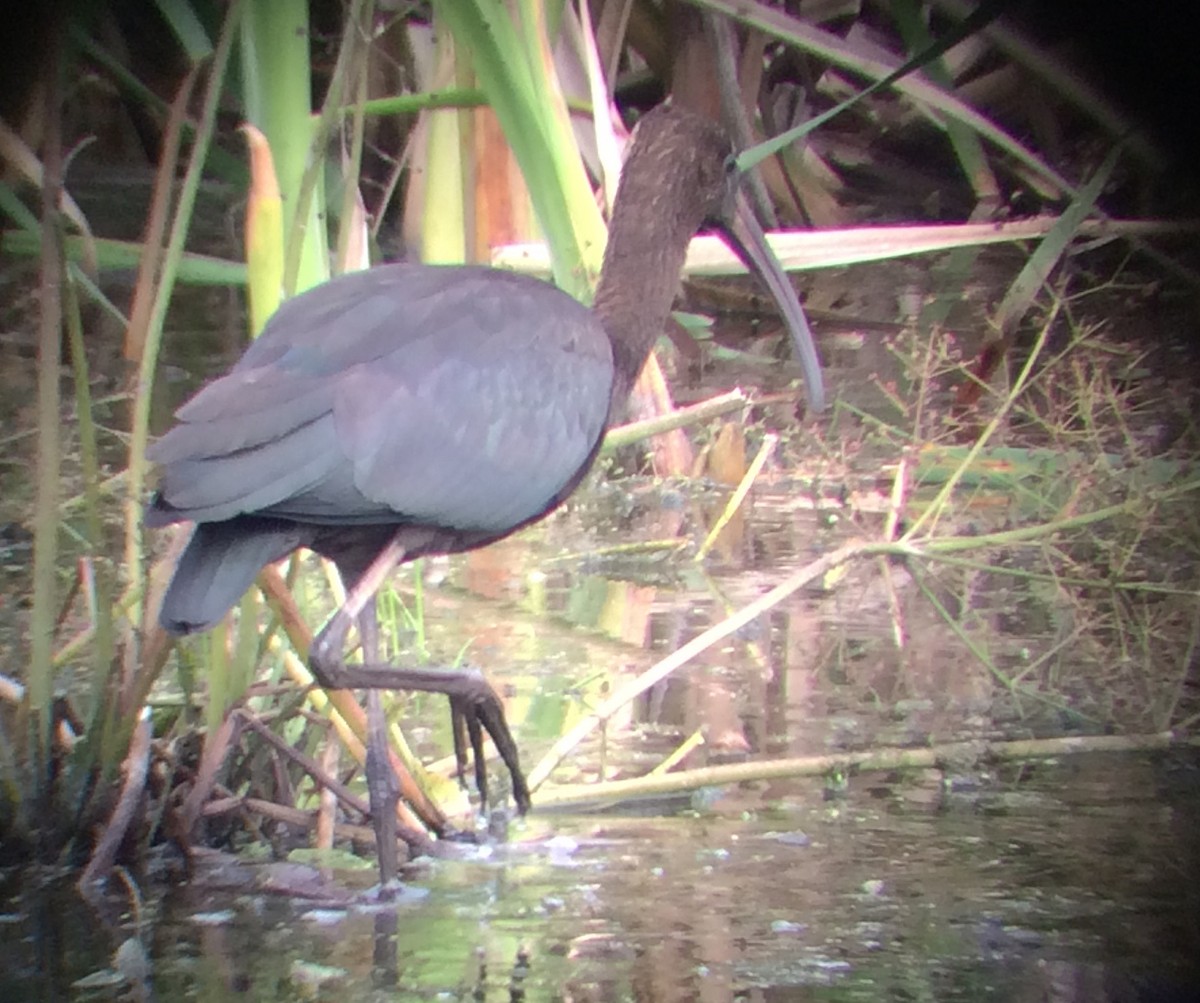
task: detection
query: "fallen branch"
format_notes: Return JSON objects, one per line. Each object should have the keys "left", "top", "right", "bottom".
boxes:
{"left": 534, "top": 731, "right": 1197, "bottom": 809}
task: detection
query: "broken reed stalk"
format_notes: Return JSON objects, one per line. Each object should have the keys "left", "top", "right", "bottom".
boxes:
{"left": 602, "top": 389, "right": 750, "bottom": 451}
{"left": 79, "top": 709, "right": 153, "bottom": 896}
{"left": 534, "top": 731, "right": 1199, "bottom": 809}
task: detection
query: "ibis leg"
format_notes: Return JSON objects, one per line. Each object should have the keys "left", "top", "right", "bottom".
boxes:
{"left": 358, "top": 603, "right": 400, "bottom": 884}
{"left": 308, "top": 532, "right": 530, "bottom": 815}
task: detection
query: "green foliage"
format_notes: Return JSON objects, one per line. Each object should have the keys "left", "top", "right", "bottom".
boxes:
{"left": 5, "top": 0, "right": 1195, "bottom": 876}
{"left": 240, "top": 0, "right": 328, "bottom": 296}
{"left": 432, "top": 0, "right": 606, "bottom": 295}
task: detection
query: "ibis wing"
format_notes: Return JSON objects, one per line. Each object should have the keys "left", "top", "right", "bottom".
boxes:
{"left": 275, "top": 276, "right": 613, "bottom": 530}
{"left": 148, "top": 265, "right": 612, "bottom": 531}
{"left": 150, "top": 265, "right": 470, "bottom": 461}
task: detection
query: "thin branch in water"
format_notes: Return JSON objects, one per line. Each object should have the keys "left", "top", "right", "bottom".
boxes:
{"left": 535, "top": 730, "right": 1195, "bottom": 809}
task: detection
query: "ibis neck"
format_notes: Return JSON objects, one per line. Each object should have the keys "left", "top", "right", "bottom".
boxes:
{"left": 592, "top": 194, "right": 695, "bottom": 419}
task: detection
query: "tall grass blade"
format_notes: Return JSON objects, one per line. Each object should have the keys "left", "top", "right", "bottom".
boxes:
{"left": 125, "top": 0, "right": 243, "bottom": 698}
{"left": 153, "top": 0, "right": 214, "bottom": 62}
{"left": 890, "top": 0, "right": 999, "bottom": 205}
{"left": 434, "top": 1, "right": 605, "bottom": 296}
{"left": 995, "top": 147, "right": 1119, "bottom": 335}
{"left": 0, "top": 231, "right": 246, "bottom": 282}
{"left": 27, "top": 33, "right": 67, "bottom": 777}
{"left": 63, "top": 276, "right": 120, "bottom": 776}
{"left": 240, "top": 0, "right": 328, "bottom": 295}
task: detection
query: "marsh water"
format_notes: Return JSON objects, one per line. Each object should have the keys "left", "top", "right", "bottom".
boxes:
{"left": 2, "top": 259, "right": 1199, "bottom": 1000}
{"left": 4, "top": 749, "right": 1200, "bottom": 1000}
{"left": 5, "top": 448, "right": 1200, "bottom": 1001}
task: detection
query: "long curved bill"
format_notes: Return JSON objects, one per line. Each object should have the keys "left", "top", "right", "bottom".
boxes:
{"left": 717, "top": 191, "right": 825, "bottom": 412}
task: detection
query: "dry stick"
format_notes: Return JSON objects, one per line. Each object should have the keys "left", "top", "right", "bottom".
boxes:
{"left": 534, "top": 731, "right": 1196, "bottom": 808}
{"left": 237, "top": 710, "right": 369, "bottom": 815}
{"left": 0, "top": 673, "right": 22, "bottom": 704}
{"left": 0, "top": 674, "right": 81, "bottom": 753}
{"left": 543, "top": 538, "right": 688, "bottom": 564}
{"left": 525, "top": 539, "right": 874, "bottom": 791}
{"left": 257, "top": 565, "right": 441, "bottom": 833}
{"left": 695, "top": 432, "right": 778, "bottom": 562}
{"left": 316, "top": 724, "right": 341, "bottom": 852}
{"left": 79, "top": 708, "right": 153, "bottom": 896}
{"left": 178, "top": 709, "right": 241, "bottom": 835}
{"left": 602, "top": 388, "right": 749, "bottom": 451}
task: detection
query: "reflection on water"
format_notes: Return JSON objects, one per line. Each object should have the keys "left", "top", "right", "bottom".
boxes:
{"left": 6, "top": 473, "right": 1199, "bottom": 1000}
{"left": 398, "top": 477, "right": 1129, "bottom": 794}
{"left": 2, "top": 295, "right": 1196, "bottom": 999}
{"left": 3, "top": 752, "right": 1199, "bottom": 1000}
{"left": 1, "top": 413, "right": 1193, "bottom": 1000}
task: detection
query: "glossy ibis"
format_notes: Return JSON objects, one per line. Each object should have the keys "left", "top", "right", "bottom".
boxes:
{"left": 146, "top": 105, "right": 824, "bottom": 869}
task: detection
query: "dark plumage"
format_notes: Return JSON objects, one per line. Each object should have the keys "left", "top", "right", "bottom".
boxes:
{"left": 146, "top": 105, "right": 824, "bottom": 860}
{"left": 148, "top": 266, "right": 611, "bottom": 632}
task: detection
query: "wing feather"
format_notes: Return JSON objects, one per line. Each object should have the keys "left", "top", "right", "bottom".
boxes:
{"left": 149, "top": 264, "right": 613, "bottom": 533}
